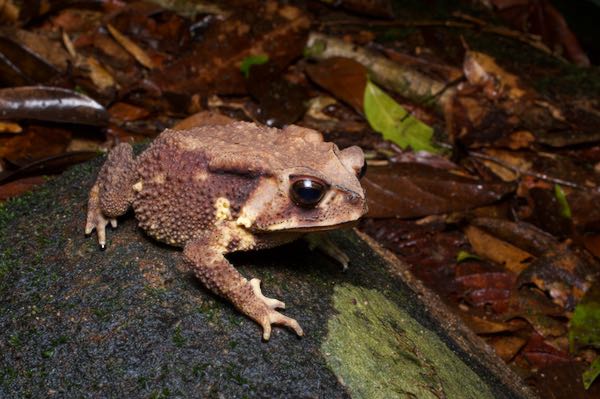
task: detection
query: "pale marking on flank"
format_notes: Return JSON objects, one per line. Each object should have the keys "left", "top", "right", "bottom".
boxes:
{"left": 236, "top": 216, "right": 253, "bottom": 228}
{"left": 214, "top": 197, "right": 231, "bottom": 222}
{"left": 132, "top": 181, "right": 143, "bottom": 192}
{"left": 152, "top": 173, "right": 166, "bottom": 184}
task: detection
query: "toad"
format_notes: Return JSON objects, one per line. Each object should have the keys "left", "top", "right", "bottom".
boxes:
{"left": 85, "top": 122, "right": 367, "bottom": 339}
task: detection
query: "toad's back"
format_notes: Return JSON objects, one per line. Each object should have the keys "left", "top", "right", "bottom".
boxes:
{"left": 131, "top": 128, "right": 260, "bottom": 247}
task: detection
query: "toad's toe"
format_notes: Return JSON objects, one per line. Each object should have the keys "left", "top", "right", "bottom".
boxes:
{"left": 250, "top": 278, "right": 285, "bottom": 309}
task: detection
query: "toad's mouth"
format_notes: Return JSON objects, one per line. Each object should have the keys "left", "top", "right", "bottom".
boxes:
{"left": 253, "top": 220, "right": 358, "bottom": 233}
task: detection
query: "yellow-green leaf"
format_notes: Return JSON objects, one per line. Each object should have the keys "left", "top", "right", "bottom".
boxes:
{"left": 554, "top": 184, "right": 572, "bottom": 218}
{"left": 240, "top": 54, "right": 269, "bottom": 78}
{"left": 583, "top": 357, "right": 600, "bottom": 390}
{"left": 456, "top": 250, "right": 481, "bottom": 263}
{"left": 364, "top": 80, "right": 440, "bottom": 153}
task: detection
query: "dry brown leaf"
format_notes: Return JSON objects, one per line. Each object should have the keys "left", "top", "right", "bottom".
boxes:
{"left": 62, "top": 30, "right": 77, "bottom": 59}
{"left": 464, "top": 225, "right": 533, "bottom": 274}
{"left": 463, "top": 50, "right": 527, "bottom": 101}
{"left": 487, "top": 335, "right": 527, "bottom": 362}
{"left": 0, "top": 121, "right": 22, "bottom": 134}
{"left": 0, "top": 176, "right": 46, "bottom": 202}
{"left": 106, "top": 23, "right": 155, "bottom": 69}
{"left": 0, "top": 0, "right": 18, "bottom": 22}
{"left": 462, "top": 314, "right": 525, "bottom": 334}
{"left": 85, "top": 57, "right": 116, "bottom": 91}
{"left": 172, "top": 111, "right": 234, "bottom": 130}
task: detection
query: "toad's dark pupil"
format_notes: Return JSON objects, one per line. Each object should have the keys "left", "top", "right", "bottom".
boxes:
{"left": 291, "top": 179, "right": 325, "bottom": 207}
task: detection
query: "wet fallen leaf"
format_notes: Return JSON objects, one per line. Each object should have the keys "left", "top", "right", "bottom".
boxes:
{"left": 506, "top": 288, "right": 566, "bottom": 338}
{"left": 491, "top": 0, "right": 590, "bottom": 66}
{"left": 246, "top": 63, "right": 308, "bottom": 127}
{"left": 461, "top": 313, "right": 525, "bottom": 334}
{"left": 172, "top": 111, "right": 234, "bottom": 130}
{"left": 305, "top": 57, "right": 367, "bottom": 114}
{"left": 84, "top": 57, "right": 117, "bottom": 92}
{"left": 363, "top": 164, "right": 514, "bottom": 218}
{"left": 518, "top": 245, "right": 599, "bottom": 309}
{"left": 464, "top": 225, "right": 533, "bottom": 274}
{"left": 469, "top": 217, "right": 557, "bottom": 257}
{"left": 0, "top": 120, "right": 21, "bottom": 133}
{"left": 524, "top": 186, "right": 572, "bottom": 238}
{"left": 0, "top": 176, "right": 46, "bottom": 201}
{"left": 0, "top": 151, "right": 98, "bottom": 185}
{"left": 107, "top": 23, "right": 156, "bottom": 69}
{"left": 0, "top": 86, "right": 109, "bottom": 126}
{"left": 520, "top": 332, "right": 572, "bottom": 368}
{"left": 0, "top": 125, "right": 72, "bottom": 163}
{"left": 0, "top": 0, "right": 18, "bottom": 22}
{"left": 486, "top": 335, "right": 527, "bottom": 362}
{"left": 148, "top": 3, "right": 310, "bottom": 97}
{"left": 108, "top": 102, "right": 151, "bottom": 122}
{"left": 0, "top": 35, "right": 58, "bottom": 86}
{"left": 364, "top": 80, "right": 439, "bottom": 153}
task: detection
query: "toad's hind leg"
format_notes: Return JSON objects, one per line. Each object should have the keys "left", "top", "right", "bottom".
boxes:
{"left": 85, "top": 143, "right": 136, "bottom": 248}
{"left": 184, "top": 239, "right": 304, "bottom": 340}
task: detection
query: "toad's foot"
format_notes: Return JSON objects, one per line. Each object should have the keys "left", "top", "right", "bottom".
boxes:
{"left": 248, "top": 278, "right": 304, "bottom": 340}
{"left": 185, "top": 240, "right": 304, "bottom": 341}
{"left": 85, "top": 183, "right": 117, "bottom": 249}
{"left": 305, "top": 233, "right": 350, "bottom": 271}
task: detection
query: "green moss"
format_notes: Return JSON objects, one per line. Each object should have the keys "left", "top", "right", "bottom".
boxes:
{"left": 172, "top": 325, "right": 185, "bottom": 348}
{"left": 322, "top": 284, "right": 494, "bottom": 399}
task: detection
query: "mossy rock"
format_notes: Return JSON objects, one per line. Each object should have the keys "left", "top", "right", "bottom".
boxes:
{"left": 0, "top": 157, "right": 532, "bottom": 398}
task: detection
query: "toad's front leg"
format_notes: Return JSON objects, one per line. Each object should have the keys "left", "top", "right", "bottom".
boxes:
{"left": 184, "top": 239, "right": 303, "bottom": 340}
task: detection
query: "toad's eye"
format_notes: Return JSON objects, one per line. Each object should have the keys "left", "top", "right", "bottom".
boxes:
{"left": 290, "top": 177, "right": 328, "bottom": 208}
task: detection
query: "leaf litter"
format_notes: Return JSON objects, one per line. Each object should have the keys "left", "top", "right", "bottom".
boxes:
{"left": 1, "top": 0, "right": 600, "bottom": 396}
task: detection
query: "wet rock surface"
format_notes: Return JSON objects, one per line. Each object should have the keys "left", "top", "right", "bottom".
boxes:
{"left": 0, "top": 156, "right": 531, "bottom": 398}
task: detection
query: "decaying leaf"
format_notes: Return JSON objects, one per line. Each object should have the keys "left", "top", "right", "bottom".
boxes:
{"left": 464, "top": 225, "right": 533, "bottom": 274}
{"left": 148, "top": 3, "right": 310, "bottom": 97}
{"left": 107, "top": 23, "right": 156, "bottom": 69}
{"left": 84, "top": 57, "right": 117, "bottom": 91}
{"left": 172, "top": 111, "right": 234, "bottom": 130}
{"left": 0, "top": 120, "right": 21, "bottom": 133}
{"left": 0, "top": 176, "right": 46, "bottom": 201}
{"left": 0, "top": 35, "right": 58, "bottom": 86}
{"left": 486, "top": 335, "right": 527, "bottom": 362}
{"left": 0, "top": 86, "right": 109, "bottom": 126}
{"left": 0, "top": 151, "right": 98, "bottom": 185}
{"left": 518, "top": 246, "right": 599, "bottom": 309}
{"left": 305, "top": 57, "right": 367, "bottom": 114}
{"left": 246, "top": 63, "right": 308, "bottom": 127}
{"left": 363, "top": 163, "right": 514, "bottom": 218}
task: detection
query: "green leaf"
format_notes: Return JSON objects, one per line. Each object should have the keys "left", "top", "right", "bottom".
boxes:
{"left": 456, "top": 250, "right": 481, "bottom": 263}
{"left": 303, "top": 39, "right": 326, "bottom": 58}
{"left": 240, "top": 54, "right": 269, "bottom": 78}
{"left": 569, "top": 281, "right": 600, "bottom": 352}
{"left": 554, "top": 184, "right": 572, "bottom": 218}
{"left": 583, "top": 357, "right": 600, "bottom": 390}
{"left": 364, "top": 80, "right": 440, "bottom": 153}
